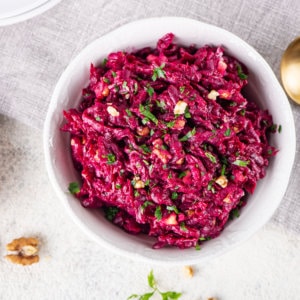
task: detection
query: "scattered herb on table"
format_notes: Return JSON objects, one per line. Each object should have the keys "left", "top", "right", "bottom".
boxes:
{"left": 127, "top": 270, "right": 182, "bottom": 300}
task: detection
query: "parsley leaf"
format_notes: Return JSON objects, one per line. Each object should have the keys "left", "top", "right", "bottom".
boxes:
{"left": 104, "top": 206, "right": 119, "bottom": 221}
{"left": 127, "top": 270, "right": 182, "bottom": 300}
{"left": 166, "top": 205, "right": 179, "bottom": 213}
{"left": 152, "top": 63, "right": 166, "bottom": 81}
{"left": 106, "top": 153, "right": 116, "bottom": 164}
{"left": 145, "top": 84, "right": 155, "bottom": 97}
{"left": 205, "top": 152, "right": 217, "bottom": 163}
{"left": 126, "top": 108, "right": 133, "bottom": 117}
{"left": 155, "top": 206, "right": 162, "bottom": 220}
{"left": 68, "top": 182, "right": 80, "bottom": 194}
{"left": 148, "top": 270, "right": 156, "bottom": 289}
{"left": 139, "top": 104, "right": 158, "bottom": 125}
{"left": 233, "top": 159, "right": 250, "bottom": 167}
{"left": 171, "top": 191, "right": 178, "bottom": 200}
{"left": 140, "top": 144, "right": 151, "bottom": 154}
{"left": 179, "top": 127, "right": 196, "bottom": 142}
{"left": 178, "top": 171, "right": 187, "bottom": 179}
{"left": 141, "top": 201, "right": 154, "bottom": 212}
{"left": 237, "top": 63, "right": 248, "bottom": 80}
{"left": 224, "top": 128, "right": 231, "bottom": 137}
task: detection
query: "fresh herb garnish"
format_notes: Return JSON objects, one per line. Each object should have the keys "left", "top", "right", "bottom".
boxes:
{"left": 195, "top": 244, "right": 201, "bottom": 251}
{"left": 171, "top": 191, "right": 178, "bottom": 200}
{"left": 115, "top": 184, "right": 122, "bottom": 189}
{"left": 178, "top": 171, "right": 187, "bottom": 179}
{"left": 141, "top": 201, "right": 154, "bottom": 212}
{"left": 95, "top": 116, "right": 101, "bottom": 121}
{"left": 180, "top": 222, "right": 187, "bottom": 232}
{"left": 278, "top": 124, "right": 282, "bottom": 133}
{"left": 152, "top": 63, "right": 166, "bottom": 81}
{"left": 205, "top": 152, "right": 217, "bottom": 164}
{"left": 106, "top": 153, "right": 116, "bottom": 164}
{"left": 224, "top": 128, "right": 231, "bottom": 137}
{"left": 105, "top": 206, "right": 119, "bottom": 221}
{"left": 166, "top": 205, "right": 179, "bottom": 213}
{"left": 166, "top": 120, "right": 175, "bottom": 128}
{"left": 179, "top": 127, "right": 196, "bottom": 142}
{"left": 102, "top": 58, "right": 108, "bottom": 67}
{"left": 184, "top": 106, "right": 191, "bottom": 119}
{"left": 127, "top": 270, "right": 182, "bottom": 300}
{"left": 140, "top": 144, "right": 151, "bottom": 154}
{"left": 221, "top": 164, "right": 227, "bottom": 176}
{"left": 103, "top": 77, "right": 110, "bottom": 83}
{"left": 230, "top": 208, "right": 240, "bottom": 219}
{"left": 155, "top": 206, "right": 162, "bottom": 220}
{"left": 233, "top": 159, "right": 250, "bottom": 167}
{"left": 237, "top": 63, "right": 248, "bottom": 80}
{"left": 207, "top": 180, "right": 215, "bottom": 193}
{"left": 139, "top": 104, "right": 158, "bottom": 125}
{"left": 68, "top": 182, "right": 80, "bottom": 194}
{"left": 156, "top": 100, "right": 166, "bottom": 109}
{"left": 125, "top": 108, "right": 133, "bottom": 117}
{"left": 146, "top": 84, "right": 155, "bottom": 97}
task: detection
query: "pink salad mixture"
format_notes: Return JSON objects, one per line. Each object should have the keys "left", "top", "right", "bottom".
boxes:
{"left": 62, "top": 33, "right": 278, "bottom": 249}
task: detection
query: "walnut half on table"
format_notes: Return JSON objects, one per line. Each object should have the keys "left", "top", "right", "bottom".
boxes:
{"left": 5, "top": 237, "right": 39, "bottom": 266}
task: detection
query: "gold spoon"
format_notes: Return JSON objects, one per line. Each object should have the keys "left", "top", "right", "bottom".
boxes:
{"left": 280, "top": 36, "right": 300, "bottom": 104}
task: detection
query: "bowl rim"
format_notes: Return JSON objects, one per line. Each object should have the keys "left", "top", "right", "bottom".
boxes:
{"left": 43, "top": 16, "right": 296, "bottom": 265}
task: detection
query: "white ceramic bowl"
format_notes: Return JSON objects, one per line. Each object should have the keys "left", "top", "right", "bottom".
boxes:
{"left": 44, "top": 17, "right": 295, "bottom": 265}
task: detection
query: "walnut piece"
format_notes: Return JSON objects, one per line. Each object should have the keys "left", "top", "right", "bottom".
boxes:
{"left": 5, "top": 237, "right": 40, "bottom": 266}
{"left": 183, "top": 265, "right": 194, "bottom": 278}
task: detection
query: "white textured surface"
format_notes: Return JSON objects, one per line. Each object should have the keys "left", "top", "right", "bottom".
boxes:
{"left": 0, "top": 114, "right": 300, "bottom": 299}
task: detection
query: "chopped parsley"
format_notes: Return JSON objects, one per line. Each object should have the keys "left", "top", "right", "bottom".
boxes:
{"left": 139, "top": 104, "right": 158, "bottom": 125}
{"left": 171, "top": 191, "right": 178, "bottom": 200}
{"left": 184, "top": 106, "right": 191, "bottom": 118}
{"left": 179, "top": 127, "right": 196, "bottom": 142}
{"left": 233, "top": 159, "right": 250, "bottom": 167}
{"left": 145, "top": 84, "right": 154, "bottom": 97}
{"left": 224, "top": 128, "right": 231, "bottom": 137}
{"left": 106, "top": 153, "right": 116, "bottom": 164}
{"left": 125, "top": 108, "right": 133, "bottom": 117}
{"left": 237, "top": 63, "right": 248, "bottom": 80}
{"left": 166, "top": 205, "right": 179, "bottom": 214}
{"left": 154, "top": 206, "right": 162, "bottom": 220}
{"left": 68, "top": 182, "right": 80, "bottom": 194}
{"left": 205, "top": 152, "right": 217, "bottom": 163}
{"left": 141, "top": 201, "right": 154, "bottom": 212}
{"left": 104, "top": 206, "right": 119, "bottom": 221}
{"left": 230, "top": 208, "right": 240, "bottom": 219}
{"left": 178, "top": 171, "right": 187, "bottom": 179}
{"left": 166, "top": 120, "right": 175, "bottom": 128}
{"left": 152, "top": 63, "right": 166, "bottom": 81}
{"left": 180, "top": 222, "right": 187, "bottom": 232}
{"left": 140, "top": 144, "right": 151, "bottom": 154}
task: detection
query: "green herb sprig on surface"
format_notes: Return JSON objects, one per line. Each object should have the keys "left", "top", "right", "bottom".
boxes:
{"left": 127, "top": 270, "right": 182, "bottom": 300}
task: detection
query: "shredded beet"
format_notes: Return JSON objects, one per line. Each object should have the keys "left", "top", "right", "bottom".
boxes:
{"left": 61, "top": 33, "right": 278, "bottom": 249}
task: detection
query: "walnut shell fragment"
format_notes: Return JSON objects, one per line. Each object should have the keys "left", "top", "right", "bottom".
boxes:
{"left": 5, "top": 237, "right": 40, "bottom": 266}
